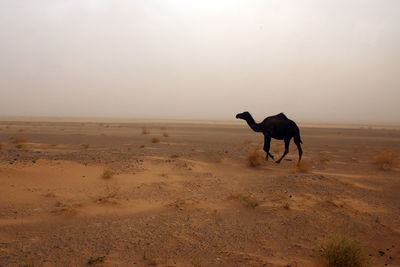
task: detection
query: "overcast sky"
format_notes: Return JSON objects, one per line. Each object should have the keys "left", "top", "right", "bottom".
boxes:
{"left": 1, "top": 0, "right": 399, "bottom": 125}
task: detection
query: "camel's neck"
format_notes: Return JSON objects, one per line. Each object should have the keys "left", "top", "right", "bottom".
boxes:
{"left": 245, "top": 115, "right": 262, "bottom": 132}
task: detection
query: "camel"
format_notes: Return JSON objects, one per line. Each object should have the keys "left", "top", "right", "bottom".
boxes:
{"left": 236, "top": 111, "right": 303, "bottom": 163}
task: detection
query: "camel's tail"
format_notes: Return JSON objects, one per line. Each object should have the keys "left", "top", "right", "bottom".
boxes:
{"left": 294, "top": 133, "right": 303, "bottom": 144}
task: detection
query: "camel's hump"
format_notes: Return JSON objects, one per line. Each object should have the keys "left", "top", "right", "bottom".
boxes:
{"left": 276, "top": 112, "right": 288, "bottom": 119}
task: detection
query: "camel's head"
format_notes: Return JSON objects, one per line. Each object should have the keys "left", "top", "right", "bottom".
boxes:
{"left": 235, "top": 111, "right": 251, "bottom": 120}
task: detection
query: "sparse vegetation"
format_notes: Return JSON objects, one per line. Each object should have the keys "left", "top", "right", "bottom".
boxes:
{"left": 247, "top": 150, "right": 263, "bottom": 167}
{"left": 44, "top": 192, "right": 56, "bottom": 198}
{"left": 246, "top": 198, "right": 259, "bottom": 208}
{"left": 229, "top": 193, "right": 259, "bottom": 208}
{"left": 15, "top": 143, "right": 27, "bottom": 149}
{"left": 373, "top": 150, "right": 398, "bottom": 170}
{"left": 102, "top": 168, "right": 115, "bottom": 179}
{"left": 321, "top": 235, "right": 368, "bottom": 267}
{"left": 151, "top": 137, "right": 160, "bottom": 143}
{"left": 142, "top": 127, "right": 150, "bottom": 135}
{"left": 295, "top": 159, "right": 311, "bottom": 173}
{"left": 82, "top": 144, "right": 90, "bottom": 149}
{"left": 163, "top": 132, "right": 169, "bottom": 137}
{"left": 87, "top": 256, "right": 105, "bottom": 265}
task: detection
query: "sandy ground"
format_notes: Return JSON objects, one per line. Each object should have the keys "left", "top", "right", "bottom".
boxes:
{"left": 0, "top": 120, "right": 399, "bottom": 266}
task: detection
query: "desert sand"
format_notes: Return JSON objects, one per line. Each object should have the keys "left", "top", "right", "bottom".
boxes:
{"left": 0, "top": 119, "right": 399, "bottom": 266}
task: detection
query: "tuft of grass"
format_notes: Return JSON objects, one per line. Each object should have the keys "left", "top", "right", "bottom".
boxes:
{"left": 246, "top": 199, "right": 259, "bottom": 208}
{"left": 229, "top": 193, "right": 259, "bottom": 208}
{"left": 15, "top": 143, "right": 27, "bottom": 149}
{"left": 151, "top": 137, "right": 160, "bottom": 143}
{"left": 321, "top": 235, "right": 368, "bottom": 267}
{"left": 373, "top": 150, "right": 398, "bottom": 170}
{"left": 247, "top": 150, "right": 263, "bottom": 167}
{"left": 102, "top": 168, "right": 115, "bottom": 179}
{"left": 12, "top": 137, "right": 27, "bottom": 144}
{"left": 82, "top": 144, "right": 90, "bottom": 149}
{"left": 295, "top": 159, "right": 311, "bottom": 173}
{"left": 142, "top": 127, "right": 150, "bottom": 135}
{"left": 87, "top": 256, "right": 105, "bottom": 265}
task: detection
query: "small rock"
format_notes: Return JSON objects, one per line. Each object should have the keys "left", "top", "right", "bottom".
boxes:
{"left": 379, "top": 250, "right": 385, "bottom": 256}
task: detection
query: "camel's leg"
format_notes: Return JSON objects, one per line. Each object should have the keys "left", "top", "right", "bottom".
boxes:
{"left": 294, "top": 134, "right": 303, "bottom": 162}
{"left": 263, "top": 135, "right": 274, "bottom": 160}
{"left": 275, "top": 137, "right": 291, "bottom": 164}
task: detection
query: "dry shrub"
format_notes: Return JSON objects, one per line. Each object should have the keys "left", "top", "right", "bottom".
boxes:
{"left": 151, "top": 137, "right": 160, "bottom": 143}
{"left": 373, "top": 150, "right": 398, "bottom": 170}
{"left": 163, "top": 132, "right": 169, "bottom": 137}
{"left": 15, "top": 143, "right": 27, "bottom": 149}
{"left": 44, "top": 192, "right": 57, "bottom": 198}
{"left": 228, "top": 192, "right": 259, "bottom": 208}
{"left": 87, "top": 256, "right": 105, "bottom": 265}
{"left": 295, "top": 159, "right": 311, "bottom": 173}
{"left": 247, "top": 150, "right": 264, "bottom": 167}
{"left": 321, "top": 235, "right": 368, "bottom": 267}
{"left": 12, "top": 137, "right": 27, "bottom": 144}
{"left": 142, "top": 127, "right": 150, "bottom": 135}
{"left": 102, "top": 168, "right": 115, "bottom": 179}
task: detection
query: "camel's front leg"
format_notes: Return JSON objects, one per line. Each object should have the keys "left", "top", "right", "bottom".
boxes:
{"left": 275, "top": 137, "right": 291, "bottom": 163}
{"left": 263, "top": 135, "right": 274, "bottom": 160}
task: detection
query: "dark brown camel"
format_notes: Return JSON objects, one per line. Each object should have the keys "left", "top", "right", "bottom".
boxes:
{"left": 236, "top": 111, "right": 303, "bottom": 163}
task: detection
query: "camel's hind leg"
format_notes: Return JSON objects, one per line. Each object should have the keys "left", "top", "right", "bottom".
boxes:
{"left": 275, "top": 137, "right": 292, "bottom": 164}
{"left": 294, "top": 134, "right": 303, "bottom": 162}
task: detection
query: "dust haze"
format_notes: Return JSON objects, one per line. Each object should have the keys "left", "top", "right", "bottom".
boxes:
{"left": 1, "top": 0, "right": 399, "bottom": 125}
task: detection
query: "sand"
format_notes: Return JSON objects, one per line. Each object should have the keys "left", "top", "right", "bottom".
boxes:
{"left": 0, "top": 120, "right": 399, "bottom": 266}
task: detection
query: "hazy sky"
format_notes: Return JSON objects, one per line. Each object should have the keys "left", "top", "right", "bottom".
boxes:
{"left": 1, "top": 0, "right": 399, "bottom": 125}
